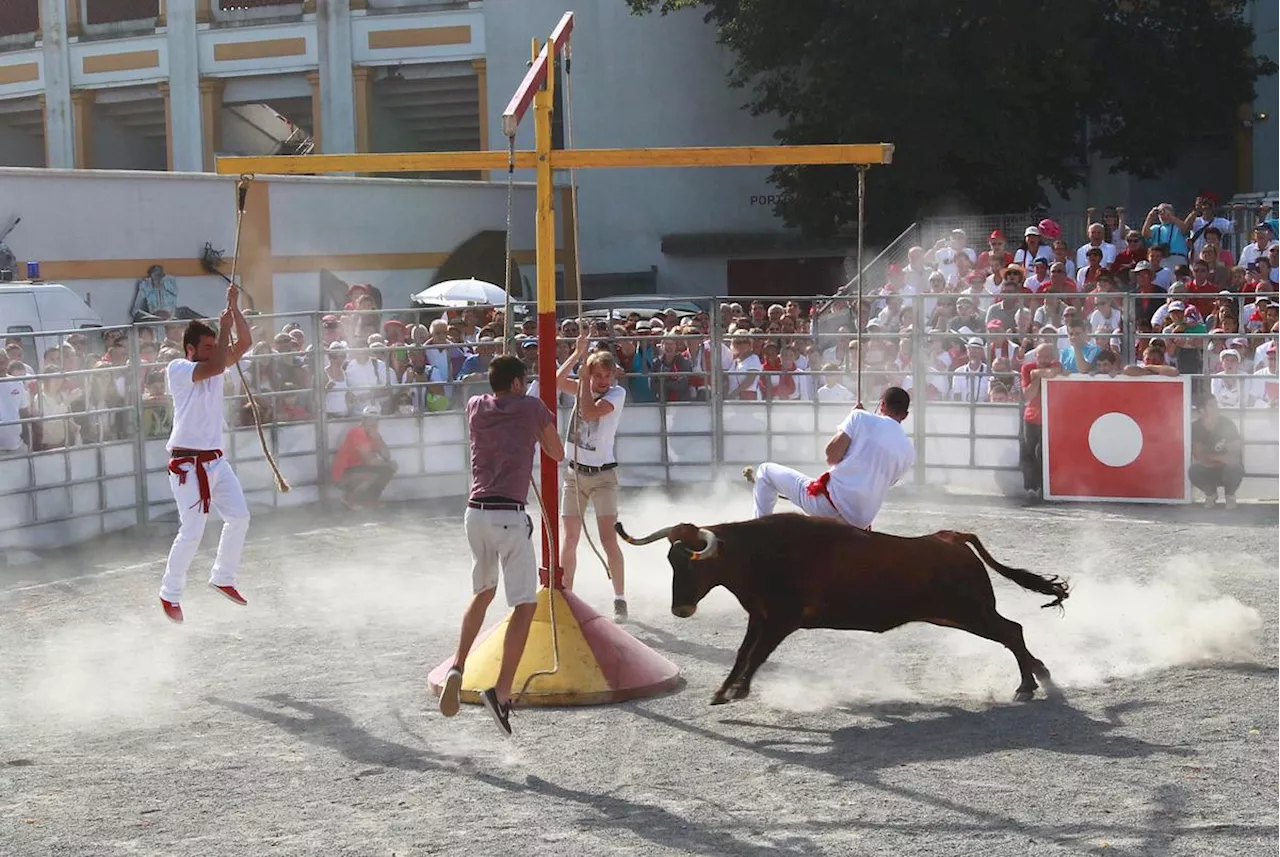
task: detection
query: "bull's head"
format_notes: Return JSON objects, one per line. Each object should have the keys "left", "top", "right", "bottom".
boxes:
{"left": 615, "top": 522, "right": 720, "bottom": 618}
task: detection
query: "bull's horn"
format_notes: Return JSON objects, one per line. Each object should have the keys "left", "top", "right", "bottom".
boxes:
{"left": 615, "top": 522, "right": 672, "bottom": 546}
{"left": 688, "top": 528, "right": 719, "bottom": 560}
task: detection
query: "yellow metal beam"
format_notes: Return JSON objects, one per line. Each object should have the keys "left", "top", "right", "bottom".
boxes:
{"left": 216, "top": 150, "right": 537, "bottom": 175}
{"left": 552, "top": 143, "right": 894, "bottom": 169}
{"left": 216, "top": 143, "right": 893, "bottom": 177}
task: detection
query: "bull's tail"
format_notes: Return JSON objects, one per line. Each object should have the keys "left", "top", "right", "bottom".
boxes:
{"left": 944, "top": 531, "right": 1069, "bottom": 610}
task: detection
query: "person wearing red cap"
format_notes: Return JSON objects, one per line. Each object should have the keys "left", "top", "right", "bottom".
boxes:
{"left": 977, "top": 230, "right": 1013, "bottom": 272}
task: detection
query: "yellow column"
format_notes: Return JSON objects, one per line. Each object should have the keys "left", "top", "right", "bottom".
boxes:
{"left": 534, "top": 88, "right": 555, "bottom": 312}
{"left": 352, "top": 66, "right": 373, "bottom": 155}
{"left": 157, "top": 0, "right": 166, "bottom": 26}
{"left": 199, "top": 77, "right": 223, "bottom": 172}
{"left": 560, "top": 185, "right": 578, "bottom": 300}
{"left": 65, "top": 0, "right": 80, "bottom": 39}
{"left": 306, "top": 70, "right": 322, "bottom": 153}
{"left": 157, "top": 81, "right": 173, "bottom": 170}
{"left": 349, "top": 0, "right": 367, "bottom": 9}
{"left": 303, "top": 0, "right": 316, "bottom": 12}
{"left": 70, "top": 89, "right": 93, "bottom": 169}
{"left": 195, "top": 0, "right": 210, "bottom": 24}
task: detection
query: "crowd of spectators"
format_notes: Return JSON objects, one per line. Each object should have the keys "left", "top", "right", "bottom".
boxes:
{"left": 2, "top": 199, "right": 1274, "bottom": 465}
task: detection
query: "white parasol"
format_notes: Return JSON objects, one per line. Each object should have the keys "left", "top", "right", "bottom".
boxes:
{"left": 410, "top": 278, "right": 508, "bottom": 308}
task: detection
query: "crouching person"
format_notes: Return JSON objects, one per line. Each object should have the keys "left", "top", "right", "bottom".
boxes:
{"left": 331, "top": 405, "right": 399, "bottom": 509}
{"left": 1189, "top": 393, "right": 1243, "bottom": 510}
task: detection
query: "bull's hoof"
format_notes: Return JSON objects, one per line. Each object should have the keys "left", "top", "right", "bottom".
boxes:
{"left": 710, "top": 691, "right": 731, "bottom": 706}
{"left": 1014, "top": 688, "right": 1036, "bottom": 702}
{"left": 730, "top": 684, "right": 751, "bottom": 701}
{"left": 742, "top": 466, "right": 756, "bottom": 484}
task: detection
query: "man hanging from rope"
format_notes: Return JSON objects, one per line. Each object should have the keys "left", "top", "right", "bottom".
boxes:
{"left": 746, "top": 387, "right": 915, "bottom": 531}
{"left": 555, "top": 331, "right": 630, "bottom": 622}
{"left": 158, "top": 286, "right": 254, "bottom": 623}
{"left": 439, "top": 355, "right": 564, "bottom": 737}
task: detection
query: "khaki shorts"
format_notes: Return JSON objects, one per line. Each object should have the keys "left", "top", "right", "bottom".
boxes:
{"left": 561, "top": 466, "right": 619, "bottom": 518}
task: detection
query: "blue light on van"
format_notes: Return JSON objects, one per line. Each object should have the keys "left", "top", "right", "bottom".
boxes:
{"left": 25, "top": 261, "right": 39, "bottom": 280}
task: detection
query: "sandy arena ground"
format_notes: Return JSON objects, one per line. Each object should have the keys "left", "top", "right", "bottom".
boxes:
{"left": 1, "top": 484, "right": 1276, "bottom": 857}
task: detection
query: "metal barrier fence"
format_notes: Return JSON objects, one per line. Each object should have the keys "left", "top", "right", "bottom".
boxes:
{"left": 0, "top": 291, "right": 1274, "bottom": 551}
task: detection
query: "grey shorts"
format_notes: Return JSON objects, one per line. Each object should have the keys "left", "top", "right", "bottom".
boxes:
{"left": 463, "top": 507, "right": 537, "bottom": 606}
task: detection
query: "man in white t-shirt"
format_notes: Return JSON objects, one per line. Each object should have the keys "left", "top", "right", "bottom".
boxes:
{"left": 727, "top": 334, "right": 764, "bottom": 399}
{"left": 158, "top": 287, "right": 253, "bottom": 624}
{"left": 0, "top": 348, "right": 29, "bottom": 454}
{"left": 1075, "top": 222, "right": 1118, "bottom": 270}
{"left": 556, "top": 332, "right": 630, "bottom": 621}
{"left": 748, "top": 387, "right": 915, "bottom": 530}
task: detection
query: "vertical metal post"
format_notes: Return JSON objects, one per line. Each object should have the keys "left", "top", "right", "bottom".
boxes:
{"left": 708, "top": 297, "right": 725, "bottom": 474}
{"left": 912, "top": 298, "right": 926, "bottom": 485}
{"left": 313, "top": 311, "right": 329, "bottom": 508}
{"left": 1121, "top": 292, "right": 1136, "bottom": 367}
{"left": 131, "top": 329, "right": 148, "bottom": 532}
{"left": 533, "top": 82, "right": 561, "bottom": 588}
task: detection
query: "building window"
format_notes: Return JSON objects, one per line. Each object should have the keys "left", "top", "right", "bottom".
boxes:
{"left": 86, "top": 0, "right": 159, "bottom": 24}
{"left": 0, "top": 0, "right": 39, "bottom": 37}
{"left": 219, "top": 0, "right": 297, "bottom": 8}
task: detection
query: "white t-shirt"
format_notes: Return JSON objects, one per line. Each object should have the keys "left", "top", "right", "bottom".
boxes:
{"left": 729, "top": 353, "right": 763, "bottom": 398}
{"left": 166, "top": 359, "right": 226, "bottom": 452}
{"left": 1240, "top": 241, "right": 1278, "bottom": 268}
{"left": 566, "top": 384, "right": 626, "bottom": 467}
{"left": 1075, "top": 242, "right": 1118, "bottom": 270}
{"left": 343, "top": 357, "right": 387, "bottom": 402}
{"left": 1014, "top": 246, "right": 1054, "bottom": 268}
{"left": 0, "top": 378, "right": 27, "bottom": 451}
{"left": 951, "top": 362, "right": 990, "bottom": 403}
{"left": 826, "top": 409, "right": 915, "bottom": 529}
{"left": 1089, "top": 307, "right": 1122, "bottom": 334}
{"left": 1190, "top": 216, "right": 1233, "bottom": 258}
{"left": 1211, "top": 374, "right": 1254, "bottom": 409}
{"left": 816, "top": 384, "right": 854, "bottom": 402}
{"left": 934, "top": 246, "right": 977, "bottom": 283}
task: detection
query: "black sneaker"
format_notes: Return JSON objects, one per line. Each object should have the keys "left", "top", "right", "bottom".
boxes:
{"left": 479, "top": 687, "right": 512, "bottom": 737}
{"left": 613, "top": 598, "right": 628, "bottom": 624}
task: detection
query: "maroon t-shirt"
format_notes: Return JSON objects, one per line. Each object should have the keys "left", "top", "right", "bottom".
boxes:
{"left": 466, "top": 393, "right": 553, "bottom": 502}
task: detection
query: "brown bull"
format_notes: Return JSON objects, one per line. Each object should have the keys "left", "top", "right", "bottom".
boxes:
{"left": 616, "top": 514, "right": 1069, "bottom": 705}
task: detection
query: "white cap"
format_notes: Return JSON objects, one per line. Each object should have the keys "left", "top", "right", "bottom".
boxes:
{"left": 362, "top": 405, "right": 380, "bottom": 418}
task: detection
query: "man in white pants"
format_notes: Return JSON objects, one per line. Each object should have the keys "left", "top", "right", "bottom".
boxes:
{"left": 749, "top": 387, "right": 915, "bottom": 530}
{"left": 438, "top": 355, "right": 565, "bottom": 737}
{"left": 159, "top": 287, "right": 253, "bottom": 624}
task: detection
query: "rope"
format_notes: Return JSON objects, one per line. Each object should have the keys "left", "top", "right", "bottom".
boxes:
{"left": 515, "top": 470, "right": 561, "bottom": 703}
{"left": 561, "top": 42, "right": 612, "bottom": 584}
{"left": 228, "top": 176, "right": 290, "bottom": 493}
{"left": 854, "top": 166, "right": 867, "bottom": 410}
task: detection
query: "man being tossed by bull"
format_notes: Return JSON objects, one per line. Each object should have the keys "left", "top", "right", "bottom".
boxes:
{"left": 747, "top": 387, "right": 915, "bottom": 530}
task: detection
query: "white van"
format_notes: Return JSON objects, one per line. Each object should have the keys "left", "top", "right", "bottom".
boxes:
{"left": 0, "top": 282, "right": 103, "bottom": 370}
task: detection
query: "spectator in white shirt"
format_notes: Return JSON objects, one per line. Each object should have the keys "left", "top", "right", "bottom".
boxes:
{"left": 1147, "top": 244, "right": 1176, "bottom": 290}
{"left": 343, "top": 346, "right": 388, "bottom": 409}
{"left": 1013, "top": 226, "right": 1054, "bottom": 269}
{"left": 1075, "top": 222, "right": 1118, "bottom": 270}
{"left": 727, "top": 334, "right": 764, "bottom": 400}
{"left": 1238, "top": 224, "right": 1276, "bottom": 269}
{"left": 932, "top": 229, "right": 978, "bottom": 284}
{"left": 815, "top": 363, "right": 855, "bottom": 402}
{"left": 951, "top": 338, "right": 990, "bottom": 403}
{"left": 1050, "top": 240, "right": 1078, "bottom": 280}
{"left": 1189, "top": 197, "right": 1235, "bottom": 259}
{"left": 1211, "top": 349, "right": 1256, "bottom": 409}
{"left": 1025, "top": 258, "right": 1051, "bottom": 292}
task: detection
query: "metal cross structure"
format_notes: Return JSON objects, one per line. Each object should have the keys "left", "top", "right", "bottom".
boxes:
{"left": 217, "top": 11, "right": 894, "bottom": 590}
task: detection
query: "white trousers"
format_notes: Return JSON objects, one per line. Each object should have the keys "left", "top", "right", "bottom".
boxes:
{"left": 159, "top": 456, "right": 250, "bottom": 603}
{"left": 752, "top": 462, "right": 841, "bottom": 520}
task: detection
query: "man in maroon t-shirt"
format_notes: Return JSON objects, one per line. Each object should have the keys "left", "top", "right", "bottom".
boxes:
{"left": 1019, "top": 343, "right": 1063, "bottom": 500}
{"left": 438, "top": 355, "right": 564, "bottom": 737}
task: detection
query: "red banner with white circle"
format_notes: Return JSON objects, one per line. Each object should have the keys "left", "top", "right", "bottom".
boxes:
{"left": 1042, "top": 377, "right": 1191, "bottom": 503}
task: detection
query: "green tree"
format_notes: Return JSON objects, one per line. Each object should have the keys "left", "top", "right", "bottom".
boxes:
{"left": 627, "top": 0, "right": 1276, "bottom": 243}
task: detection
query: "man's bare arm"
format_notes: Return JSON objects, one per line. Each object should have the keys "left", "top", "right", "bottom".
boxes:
{"left": 825, "top": 429, "right": 851, "bottom": 466}
{"left": 538, "top": 421, "right": 565, "bottom": 462}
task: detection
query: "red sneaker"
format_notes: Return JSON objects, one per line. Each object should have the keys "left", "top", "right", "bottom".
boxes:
{"left": 209, "top": 584, "right": 247, "bottom": 606}
{"left": 160, "top": 598, "right": 184, "bottom": 624}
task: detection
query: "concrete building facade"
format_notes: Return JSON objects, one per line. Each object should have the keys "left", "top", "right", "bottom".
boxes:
{"left": 0, "top": 0, "right": 1275, "bottom": 302}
